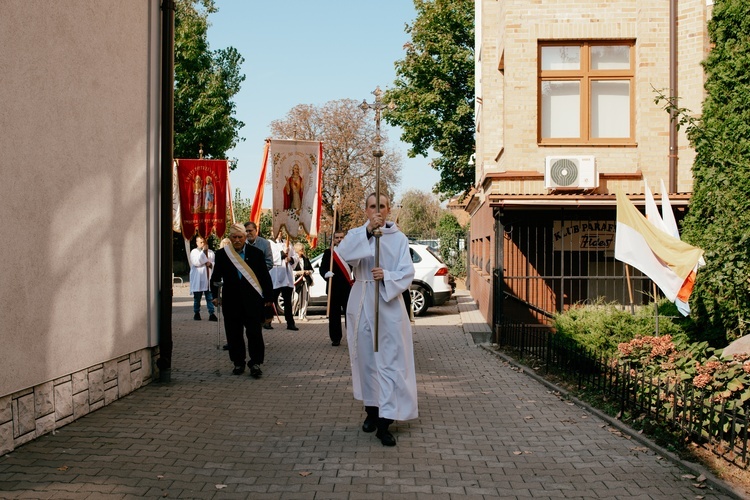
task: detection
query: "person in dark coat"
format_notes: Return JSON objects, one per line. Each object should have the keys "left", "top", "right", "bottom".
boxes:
{"left": 320, "top": 230, "right": 353, "bottom": 346}
{"left": 212, "top": 223, "right": 274, "bottom": 378}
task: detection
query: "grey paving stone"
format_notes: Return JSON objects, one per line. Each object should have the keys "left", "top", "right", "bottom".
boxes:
{"left": 0, "top": 291, "right": 742, "bottom": 499}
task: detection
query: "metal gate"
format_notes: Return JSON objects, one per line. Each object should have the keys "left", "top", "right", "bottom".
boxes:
{"left": 496, "top": 209, "right": 651, "bottom": 325}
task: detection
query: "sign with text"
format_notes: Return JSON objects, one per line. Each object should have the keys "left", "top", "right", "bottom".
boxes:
{"left": 553, "top": 220, "right": 615, "bottom": 251}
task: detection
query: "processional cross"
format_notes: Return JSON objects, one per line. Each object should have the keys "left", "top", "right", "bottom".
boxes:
{"left": 360, "top": 87, "right": 395, "bottom": 352}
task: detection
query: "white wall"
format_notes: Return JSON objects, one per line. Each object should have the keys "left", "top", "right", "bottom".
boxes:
{"left": 0, "top": 1, "right": 161, "bottom": 396}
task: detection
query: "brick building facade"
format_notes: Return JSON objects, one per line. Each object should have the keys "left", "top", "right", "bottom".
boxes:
{"left": 468, "top": 0, "right": 713, "bottom": 329}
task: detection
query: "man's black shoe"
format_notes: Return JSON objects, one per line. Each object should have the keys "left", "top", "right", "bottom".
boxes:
{"left": 232, "top": 365, "right": 244, "bottom": 375}
{"left": 263, "top": 323, "right": 273, "bottom": 330}
{"left": 332, "top": 341, "right": 340, "bottom": 346}
{"left": 208, "top": 314, "right": 218, "bottom": 322}
{"left": 362, "top": 417, "right": 377, "bottom": 433}
{"left": 249, "top": 364, "right": 262, "bottom": 379}
{"left": 287, "top": 325, "right": 299, "bottom": 331}
{"left": 376, "top": 429, "right": 397, "bottom": 446}
{"left": 222, "top": 344, "right": 229, "bottom": 350}
{"left": 193, "top": 313, "right": 201, "bottom": 321}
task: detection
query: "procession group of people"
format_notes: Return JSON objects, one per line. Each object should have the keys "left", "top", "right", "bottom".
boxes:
{"left": 186, "top": 193, "right": 418, "bottom": 447}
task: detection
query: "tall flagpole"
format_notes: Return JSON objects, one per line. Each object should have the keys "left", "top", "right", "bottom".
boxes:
{"left": 326, "top": 198, "right": 338, "bottom": 318}
{"left": 360, "top": 87, "right": 395, "bottom": 352}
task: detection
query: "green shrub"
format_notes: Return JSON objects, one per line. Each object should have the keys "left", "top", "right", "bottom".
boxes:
{"left": 553, "top": 299, "right": 690, "bottom": 355}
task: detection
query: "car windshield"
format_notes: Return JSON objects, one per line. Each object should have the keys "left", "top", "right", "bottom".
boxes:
{"left": 426, "top": 246, "right": 445, "bottom": 263}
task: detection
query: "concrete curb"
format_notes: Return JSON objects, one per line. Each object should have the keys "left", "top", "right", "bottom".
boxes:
{"left": 479, "top": 344, "right": 748, "bottom": 499}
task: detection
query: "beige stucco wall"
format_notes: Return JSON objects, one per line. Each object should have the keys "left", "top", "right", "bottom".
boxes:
{"left": 475, "top": 0, "right": 709, "bottom": 196}
{"left": 0, "top": 1, "right": 161, "bottom": 399}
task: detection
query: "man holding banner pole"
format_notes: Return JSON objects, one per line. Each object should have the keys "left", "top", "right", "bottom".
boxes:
{"left": 321, "top": 230, "right": 352, "bottom": 346}
{"left": 211, "top": 224, "right": 274, "bottom": 378}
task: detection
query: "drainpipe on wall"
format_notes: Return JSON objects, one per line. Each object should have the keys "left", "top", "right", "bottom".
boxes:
{"left": 157, "top": 0, "right": 175, "bottom": 382}
{"left": 669, "top": 0, "right": 678, "bottom": 193}
{"left": 492, "top": 209, "right": 504, "bottom": 343}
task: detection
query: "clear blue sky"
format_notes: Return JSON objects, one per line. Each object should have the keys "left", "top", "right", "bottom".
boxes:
{"left": 205, "top": 0, "right": 441, "bottom": 208}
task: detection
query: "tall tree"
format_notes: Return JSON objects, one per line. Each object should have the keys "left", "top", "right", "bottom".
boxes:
{"left": 384, "top": 0, "right": 475, "bottom": 198}
{"left": 396, "top": 189, "right": 442, "bottom": 238}
{"left": 678, "top": 0, "right": 750, "bottom": 344}
{"left": 174, "top": 0, "right": 245, "bottom": 164}
{"left": 270, "top": 99, "right": 402, "bottom": 234}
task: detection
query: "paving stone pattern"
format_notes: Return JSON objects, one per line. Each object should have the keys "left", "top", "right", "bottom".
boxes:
{"left": 0, "top": 288, "right": 739, "bottom": 499}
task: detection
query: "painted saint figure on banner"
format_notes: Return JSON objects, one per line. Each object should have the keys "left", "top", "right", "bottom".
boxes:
{"left": 192, "top": 176, "right": 203, "bottom": 213}
{"left": 203, "top": 176, "right": 215, "bottom": 212}
{"left": 283, "top": 163, "right": 304, "bottom": 214}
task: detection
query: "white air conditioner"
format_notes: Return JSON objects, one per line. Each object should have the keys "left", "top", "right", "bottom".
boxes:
{"left": 544, "top": 155, "right": 598, "bottom": 189}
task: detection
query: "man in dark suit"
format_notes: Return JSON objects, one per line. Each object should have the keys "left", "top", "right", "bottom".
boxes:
{"left": 212, "top": 223, "right": 274, "bottom": 377}
{"left": 320, "top": 230, "right": 353, "bottom": 346}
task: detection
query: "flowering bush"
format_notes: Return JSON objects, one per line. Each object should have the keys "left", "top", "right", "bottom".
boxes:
{"left": 616, "top": 334, "right": 750, "bottom": 410}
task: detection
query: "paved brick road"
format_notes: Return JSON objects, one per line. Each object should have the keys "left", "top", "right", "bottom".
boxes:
{"left": 0, "top": 288, "right": 742, "bottom": 499}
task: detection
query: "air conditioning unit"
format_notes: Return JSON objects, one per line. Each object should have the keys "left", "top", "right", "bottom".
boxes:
{"left": 544, "top": 155, "right": 598, "bottom": 189}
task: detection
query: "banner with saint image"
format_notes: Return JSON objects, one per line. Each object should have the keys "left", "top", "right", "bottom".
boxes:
{"left": 269, "top": 139, "right": 322, "bottom": 241}
{"left": 176, "top": 158, "right": 229, "bottom": 240}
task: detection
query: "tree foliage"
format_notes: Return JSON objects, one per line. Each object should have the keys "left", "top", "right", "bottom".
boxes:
{"left": 269, "top": 99, "right": 402, "bottom": 235}
{"left": 383, "top": 0, "right": 475, "bottom": 198}
{"left": 231, "top": 188, "right": 273, "bottom": 240}
{"left": 396, "top": 189, "right": 442, "bottom": 238}
{"left": 174, "top": 0, "right": 245, "bottom": 164}
{"left": 436, "top": 212, "right": 466, "bottom": 277}
{"left": 659, "top": 0, "right": 750, "bottom": 344}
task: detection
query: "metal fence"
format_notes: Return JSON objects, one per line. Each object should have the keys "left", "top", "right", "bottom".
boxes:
{"left": 498, "top": 321, "right": 750, "bottom": 469}
{"left": 496, "top": 211, "right": 655, "bottom": 325}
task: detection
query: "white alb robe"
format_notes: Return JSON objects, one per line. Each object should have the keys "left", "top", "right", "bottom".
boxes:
{"left": 337, "top": 221, "right": 418, "bottom": 421}
{"left": 189, "top": 247, "right": 215, "bottom": 293}
{"left": 269, "top": 239, "right": 299, "bottom": 289}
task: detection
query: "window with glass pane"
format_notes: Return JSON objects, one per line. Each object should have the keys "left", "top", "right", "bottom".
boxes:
{"left": 541, "top": 81, "right": 580, "bottom": 139}
{"left": 590, "top": 45, "right": 630, "bottom": 70}
{"left": 539, "top": 41, "right": 634, "bottom": 144}
{"left": 591, "top": 80, "right": 630, "bottom": 138}
{"left": 541, "top": 46, "right": 580, "bottom": 71}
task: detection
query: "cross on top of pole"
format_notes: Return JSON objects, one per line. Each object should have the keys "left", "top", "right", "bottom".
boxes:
{"left": 360, "top": 86, "right": 395, "bottom": 159}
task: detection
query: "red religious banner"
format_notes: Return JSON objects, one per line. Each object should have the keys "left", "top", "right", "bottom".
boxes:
{"left": 176, "top": 159, "right": 229, "bottom": 240}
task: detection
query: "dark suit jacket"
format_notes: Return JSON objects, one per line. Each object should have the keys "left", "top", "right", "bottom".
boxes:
{"left": 320, "top": 248, "right": 352, "bottom": 297}
{"left": 212, "top": 245, "right": 274, "bottom": 318}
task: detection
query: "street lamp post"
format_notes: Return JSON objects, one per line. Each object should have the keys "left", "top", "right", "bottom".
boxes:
{"left": 360, "top": 86, "right": 395, "bottom": 352}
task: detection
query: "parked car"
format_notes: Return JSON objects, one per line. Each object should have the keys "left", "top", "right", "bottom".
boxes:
{"left": 276, "top": 244, "right": 453, "bottom": 317}
{"left": 408, "top": 243, "right": 453, "bottom": 316}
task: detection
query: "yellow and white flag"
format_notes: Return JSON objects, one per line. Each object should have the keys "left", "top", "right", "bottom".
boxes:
{"left": 614, "top": 189, "right": 704, "bottom": 302}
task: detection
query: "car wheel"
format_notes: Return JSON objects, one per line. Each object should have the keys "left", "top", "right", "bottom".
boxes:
{"left": 410, "top": 285, "right": 429, "bottom": 317}
{"left": 276, "top": 294, "right": 285, "bottom": 315}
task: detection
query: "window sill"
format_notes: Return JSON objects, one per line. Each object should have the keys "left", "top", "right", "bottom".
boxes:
{"left": 538, "top": 141, "right": 637, "bottom": 148}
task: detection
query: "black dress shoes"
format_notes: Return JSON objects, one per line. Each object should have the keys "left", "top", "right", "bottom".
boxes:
{"left": 331, "top": 341, "right": 340, "bottom": 346}
{"left": 232, "top": 364, "right": 244, "bottom": 375}
{"left": 208, "top": 314, "right": 218, "bottom": 322}
{"left": 249, "top": 363, "right": 262, "bottom": 378}
{"left": 193, "top": 313, "right": 201, "bottom": 320}
{"left": 362, "top": 416, "right": 377, "bottom": 433}
{"left": 287, "top": 325, "right": 299, "bottom": 331}
{"left": 376, "top": 428, "right": 397, "bottom": 446}
{"left": 263, "top": 323, "right": 273, "bottom": 330}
